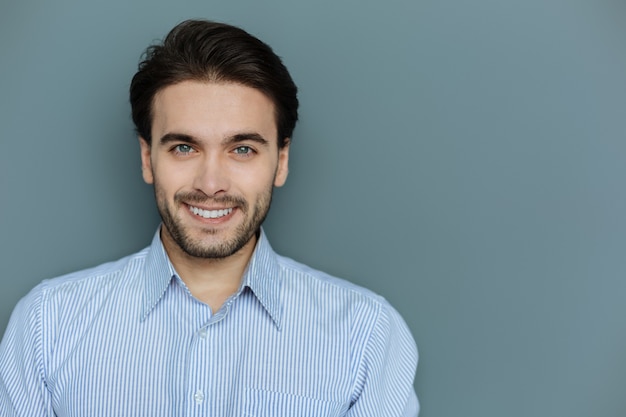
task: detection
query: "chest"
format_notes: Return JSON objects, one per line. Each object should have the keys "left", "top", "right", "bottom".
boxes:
{"left": 45, "top": 291, "right": 353, "bottom": 416}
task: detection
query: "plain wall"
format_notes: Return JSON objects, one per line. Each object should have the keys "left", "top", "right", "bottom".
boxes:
{"left": 1, "top": 1, "right": 625, "bottom": 416}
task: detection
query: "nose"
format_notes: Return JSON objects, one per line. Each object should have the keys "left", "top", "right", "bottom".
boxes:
{"left": 192, "top": 152, "right": 230, "bottom": 197}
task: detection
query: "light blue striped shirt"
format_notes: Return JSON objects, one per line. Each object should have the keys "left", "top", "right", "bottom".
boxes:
{"left": 0, "top": 228, "right": 418, "bottom": 416}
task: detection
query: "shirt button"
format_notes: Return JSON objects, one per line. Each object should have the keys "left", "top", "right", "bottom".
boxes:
{"left": 194, "top": 389, "right": 205, "bottom": 404}
{"left": 199, "top": 328, "right": 207, "bottom": 339}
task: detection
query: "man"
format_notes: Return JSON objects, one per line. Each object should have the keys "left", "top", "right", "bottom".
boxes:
{"left": 0, "top": 20, "right": 418, "bottom": 416}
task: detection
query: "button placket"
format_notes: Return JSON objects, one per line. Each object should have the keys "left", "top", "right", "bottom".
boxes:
{"left": 188, "top": 311, "right": 211, "bottom": 413}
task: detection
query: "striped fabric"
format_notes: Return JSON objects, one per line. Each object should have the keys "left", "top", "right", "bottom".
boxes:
{"left": 0, "top": 228, "right": 419, "bottom": 416}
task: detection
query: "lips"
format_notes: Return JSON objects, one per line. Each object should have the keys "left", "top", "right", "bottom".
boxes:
{"left": 188, "top": 205, "right": 234, "bottom": 219}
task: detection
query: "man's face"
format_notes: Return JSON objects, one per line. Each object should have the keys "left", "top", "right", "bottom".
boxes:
{"left": 139, "top": 80, "right": 289, "bottom": 259}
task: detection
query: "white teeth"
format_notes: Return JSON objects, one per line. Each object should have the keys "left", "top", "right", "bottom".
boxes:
{"left": 189, "top": 206, "right": 233, "bottom": 219}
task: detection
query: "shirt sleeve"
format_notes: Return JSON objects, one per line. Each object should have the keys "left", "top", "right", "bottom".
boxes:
{"left": 0, "top": 286, "right": 53, "bottom": 416}
{"left": 347, "top": 301, "right": 419, "bottom": 417}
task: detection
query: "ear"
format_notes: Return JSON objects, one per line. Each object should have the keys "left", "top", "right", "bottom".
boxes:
{"left": 138, "top": 137, "right": 154, "bottom": 184}
{"left": 274, "top": 138, "right": 290, "bottom": 187}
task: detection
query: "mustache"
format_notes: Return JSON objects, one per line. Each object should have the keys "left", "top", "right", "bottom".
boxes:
{"left": 174, "top": 191, "right": 247, "bottom": 209}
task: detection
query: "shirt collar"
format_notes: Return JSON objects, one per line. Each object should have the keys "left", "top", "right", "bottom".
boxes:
{"left": 141, "top": 227, "right": 283, "bottom": 328}
{"left": 140, "top": 228, "right": 175, "bottom": 322}
{"left": 240, "top": 229, "right": 283, "bottom": 329}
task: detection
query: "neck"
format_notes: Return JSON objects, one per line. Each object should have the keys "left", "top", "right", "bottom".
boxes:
{"left": 160, "top": 227, "right": 258, "bottom": 313}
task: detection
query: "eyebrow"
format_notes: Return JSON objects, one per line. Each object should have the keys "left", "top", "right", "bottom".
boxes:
{"left": 157, "top": 132, "right": 270, "bottom": 148}
{"left": 158, "top": 133, "right": 200, "bottom": 147}
{"left": 223, "top": 133, "right": 270, "bottom": 147}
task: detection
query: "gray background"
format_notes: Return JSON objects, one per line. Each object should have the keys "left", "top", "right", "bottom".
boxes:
{"left": 1, "top": 0, "right": 625, "bottom": 416}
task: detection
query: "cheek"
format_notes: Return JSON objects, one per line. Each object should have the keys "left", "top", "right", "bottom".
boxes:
{"left": 236, "top": 164, "right": 277, "bottom": 191}
{"left": 152, "top": 161, "right": 189, "bottom": 193}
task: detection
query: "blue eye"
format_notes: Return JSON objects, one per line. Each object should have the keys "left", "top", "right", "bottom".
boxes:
{"left": 234, "top": 146, "right": 252, "bottom": 155}
{"left": 174, "top": 144, "right": 194, "bottom": 154}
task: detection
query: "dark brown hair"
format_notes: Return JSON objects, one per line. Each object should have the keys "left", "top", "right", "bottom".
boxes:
{"left": 130, "top": 19, "right": 298, "bottom": 148}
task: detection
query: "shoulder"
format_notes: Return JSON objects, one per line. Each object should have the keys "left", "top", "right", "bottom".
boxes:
{"left": 275, "top": 254, "right": 408, "bottom": 330}
{"left": 274, "top": 253, "right": 418, "bottom": 373}
{"left": 17, "top": 247, "right": 150, "bottom": 320}
{"left": 4, "top": 247, "right": 152, "bottom": 364}
{"left": 277, "top": 254, "right": 383, "bottom": 298}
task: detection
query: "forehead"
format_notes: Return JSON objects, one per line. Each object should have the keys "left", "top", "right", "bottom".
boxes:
{"left": 151, "top": 81, "right": 278, "bottom": 142}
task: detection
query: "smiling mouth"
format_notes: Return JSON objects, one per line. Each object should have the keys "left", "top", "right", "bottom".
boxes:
{"left": 188, "top": 205, "right": 234, "bottom": 219}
